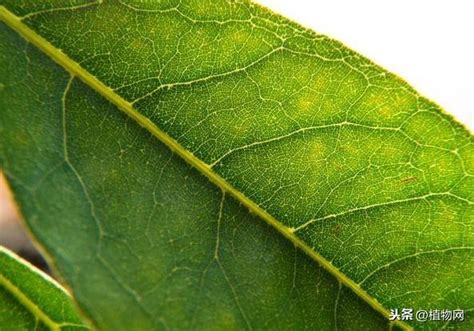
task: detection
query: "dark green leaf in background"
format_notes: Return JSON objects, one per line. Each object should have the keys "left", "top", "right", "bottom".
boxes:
{"left": 0, "top": 245, "right": 88, "bottom": 330}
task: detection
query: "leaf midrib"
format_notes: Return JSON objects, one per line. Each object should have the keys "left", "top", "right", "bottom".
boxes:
{"left": 0, "top": 274, "right": 61, "bottom": 330}
{"left": 0, "top": 6, "right": 411, "bottom": 330}
{"left": 0, "top": 247, "right": 61, "bottom": 331}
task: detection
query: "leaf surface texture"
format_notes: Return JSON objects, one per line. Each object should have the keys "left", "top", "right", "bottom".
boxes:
{"left": 0, "top": 1, "right": 473, "bottom": 330}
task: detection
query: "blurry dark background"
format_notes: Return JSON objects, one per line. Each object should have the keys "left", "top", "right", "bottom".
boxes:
{"left": 0, "top": 173, "right": 49, "bottom": 272}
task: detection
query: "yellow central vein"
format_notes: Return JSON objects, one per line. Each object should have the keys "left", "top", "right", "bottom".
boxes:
{"left": 0, "top": 6, "right": 411, "bottom": 330}
{"left": 0, "top": 250, "right": 60, "bottom": 331}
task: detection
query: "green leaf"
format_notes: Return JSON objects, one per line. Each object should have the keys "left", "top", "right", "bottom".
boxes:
{"left": 0, "top": 1, "right": 472, "bottom": 330}
{"left": 0, "top": 245, "right": 89, "bottom": 330}
{"left": 0, "top": 23, "right": 391, "bottom": 331}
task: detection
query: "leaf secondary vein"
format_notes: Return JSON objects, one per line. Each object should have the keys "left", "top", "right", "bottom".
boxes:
{"left": 0, "top": 7, "right": 412, "bottom": 330}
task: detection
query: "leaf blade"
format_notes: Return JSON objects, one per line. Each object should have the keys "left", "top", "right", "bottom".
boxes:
{"left": 0, "top": 246, "right": 89, "bottom": 330}
{"left": 0, "top": 21, "right": 394, "bottom": 330}
{"left": 1, "top": 1, "right": 473, "bottom": 329}
{"left": 0, "top": 5, "right": 402, "bottom": 325}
